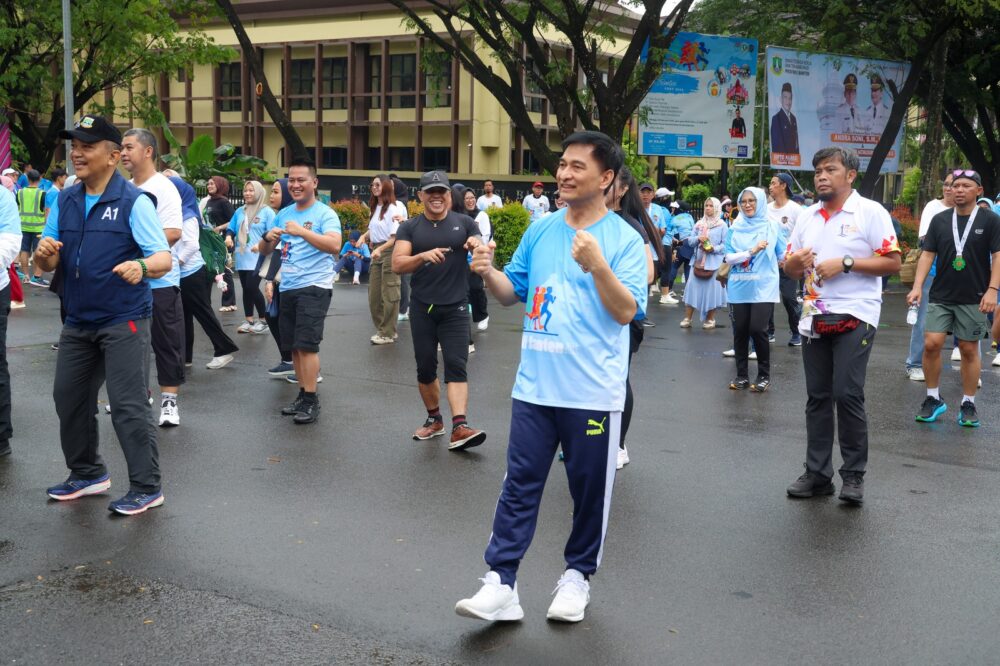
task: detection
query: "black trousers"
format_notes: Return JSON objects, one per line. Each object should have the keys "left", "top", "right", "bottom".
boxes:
{"left": 0, "top": 285, "right": 11, "bottom": 445}
{"left": 400, "top": 273, "right": 412, "bottom": 314}
{"left": 410, "top": 299, "right": 470, "bottom": 384}
{"left": 772, "top": 269, "right": 801, "bottom": 337}
{"left": 657, "top": 248, "right": 674, "bottom": 288}
{"left": 237, "top": 269, "right": 266, "bottom": 319}
{"left": 621, "top": 319, "right": 643, "bottom": 450}
{"left": 732, "top": 302, "right": 773, "bottom": 380}
{"left": 221, "top": 268, "right": 236, "bottom": 307}
{"left": 468, "top": 272, "right": 488, "bottom": 323}
{"left": 802, "top": 323, "right": 876, "bottom": 480}
{"left": 265, "top": 288, "right": 291, "bottom": 363}
{"left": 55, "top": 319, "right": 160, "bottom": 493}
{"left": 180, "top": 266, "right": 239, "bottom": 362}
{"left": 150, "top": 287, "right": 186, "bottom": 387}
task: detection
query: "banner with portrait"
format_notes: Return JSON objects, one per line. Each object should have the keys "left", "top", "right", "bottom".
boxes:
{"left": 637, "top": 32, "right": 758, "bottom": 159}
{"left": 766, "top": 47, "right": 909, "bottom": 172}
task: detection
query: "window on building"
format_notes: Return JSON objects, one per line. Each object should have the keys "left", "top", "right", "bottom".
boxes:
{"left": 388, "top": 147, "right": 415, "bottom": 171}
{"left": 177, "top": 68, "right": 187, "bottom": 83}
{"left": 524, "top": 58, "right": 545, "bottom": 114}
{"left": 388, "top": 54, "right": 416, "bottom": 109}
{"left": 368, "top": 55, "right": 381, "bottom": 110}
{"left": 511, "top": 149, "right": 543, "bottom": 175}
{"left": 365, "top": 146, "right": 381, "bottom": 170}
{"left": 322, "top": 57, "right": 348, "bottom": 110}
{"left": 290, "top": 59, "right": 314, "bottom": 111}
{"left": 422, "top": 147, "right": 451, "bottom": 171}
{"left": 219, "top": 62, "right": 241, "bottom": 112}
{"left": 321, "top": 147, "right": 348, "bottom": 169}
{"left": 422, "top": 53, "right": 452, "bottom": 108}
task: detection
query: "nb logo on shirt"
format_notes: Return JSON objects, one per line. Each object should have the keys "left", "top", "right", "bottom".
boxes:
{"left": 101, "top": 207, "right": 120, "bottom": 221}
{"left": 585, "top": 417, "right": 606, "bottom": 436}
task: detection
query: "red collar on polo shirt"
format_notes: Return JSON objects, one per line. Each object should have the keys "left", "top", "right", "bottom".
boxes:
{"left": 818, "top": 206, "right": 842, "bottom": 222}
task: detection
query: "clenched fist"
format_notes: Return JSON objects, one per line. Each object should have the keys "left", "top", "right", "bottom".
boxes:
{"left": 471, "top": 240, "right": 496, "bottom": 276}
{"left": 571, "top": 229, "right": 604, "bottom": 274}
{"left": 113, "top": 260, "right": 145, "bottom": 285}
{"left": 35, "top": 237, "right": 62, "bottom": 259}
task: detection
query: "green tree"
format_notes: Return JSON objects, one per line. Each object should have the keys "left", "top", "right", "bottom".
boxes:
{"left": 0, "top": 0, "right": 233, "bottom": 171}
{"left": 160, "top": 125, "right": 272, "bottom": 188}
{"left": 384, "top": 0, "right": 697, "bottom": 175}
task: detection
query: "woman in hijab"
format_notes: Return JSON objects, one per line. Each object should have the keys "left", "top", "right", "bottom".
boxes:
{"left": 1, "top": 176, "right": 25, "bottom": 310}
{"left": 260, "top": 178, "right": 294, "bottom": 376}
{"left": 681, "top": 197, "right": 728, "bottom": 329}
{"left": 202, "top": 176, "right": 238, "bottom": 311}
{"left": 225, "top": 180, "right": 273, "bottom": 334}
{"left": 724, "top": 187, "right": 786, "bottom": 392}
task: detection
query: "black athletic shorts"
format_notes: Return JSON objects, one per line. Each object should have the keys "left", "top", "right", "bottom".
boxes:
{"left": 410, "top": 298, "right": 470, "bottom": 384}
{"left": 279, "top": 285, "right": 332, "bottom": 354}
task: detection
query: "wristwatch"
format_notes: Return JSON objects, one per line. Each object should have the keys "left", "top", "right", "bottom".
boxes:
{"left": 842, "top": 255, "right": 855, "bottom": 273}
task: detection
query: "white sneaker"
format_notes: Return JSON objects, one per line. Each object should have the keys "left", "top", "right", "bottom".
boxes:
{"left": 250, "top": 321, "right": 269, "bottom": 335}
{"left": 650, "top": 283, "right": 661, "bottom": 294}
{"left": 546, "top": 569, "right": 590, "bottom": 623}
{"left": 455, "top": 572, "right": 524, "bottom": 622}
{"left": 206, "top": 354, "right": 234, "bottom": 369}
{"left": 658, "top": 294, "right": 678, "bottom": 305}
{"left": 469, "top": 344, "right": 476, "bottom": 354}
{"left": 951, "top": 347, "right": 961, "bottom": 362}
{"left": 993, "top": 354, "right": 1000, "bottom": 367}
{"left": 722, "top": 348, "right": 736, "bottom": 358}
{"left": 616, "top": 446, "right": 629, "bottom": 470}
{"left": 158, "top": 400, "right": 180, "bottom": 427}
{"left": 10, "top": 301, "right": 25, "bottom": 309}
{"left": 352, "top": 276, "right": 361, "bottom": 285}
{"left": 477, "top": 317, "right": 490, "bottom": 331}
{"left": 398, "top": 311, "right": 409, "bottom": 322}
{"left": 333, "top": 274, "right": 340, "bottom": 283}
{"left": 236, "top": 321, "right": 252, "bottom": 334}
{"left": 370, "top": 335, "right": 395, "bottom": 345}
{"left": 679, "top": 318, "right": 691, "bottom": 328}
{"left": 749, "top": 351, "right": 758, "bottom": 360}
{"left": 907, "top": 367, "right": 926, "bottom": 382}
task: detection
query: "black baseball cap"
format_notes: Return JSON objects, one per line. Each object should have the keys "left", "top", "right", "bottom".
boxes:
{"left": 639, "top": 182, "right": 655, "bottom": 191}
{"left": 58, "top": 115, "right": 123, "bottom": 145}
{"left": 419, "top": 170, "right": 451, "bottom": 192}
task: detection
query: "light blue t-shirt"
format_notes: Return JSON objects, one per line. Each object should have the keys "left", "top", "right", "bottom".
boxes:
{"left": 272, "top": 201, "right": 342, "bottom": 292}
{"left": 44, "top": 187, "right": 60, "bottom": 211}
{"left": 339, "top": 240, "right": 371, "bottom": 260}
{"left": 44, "top": 192, "right": 169, "bottom": 257}
{"left": 0, "top": 187, "right": 19, "bottom": 235}
{"left": 228, "top": 206, "right": 275, "bottom": 271}
{"left": 724, "top": 220, "right": 786, "bottom": 304}
{"left": 503, "top": 208, "right": 647, "bottom": 412}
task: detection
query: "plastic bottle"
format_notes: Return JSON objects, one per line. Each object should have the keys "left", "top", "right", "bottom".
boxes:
{"left": 906, "top": 305, "right": 919, "bottom": 326}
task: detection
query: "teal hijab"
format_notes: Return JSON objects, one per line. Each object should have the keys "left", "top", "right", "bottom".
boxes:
{"left": 728, "top": 187, "right": 772, "bottom": 250}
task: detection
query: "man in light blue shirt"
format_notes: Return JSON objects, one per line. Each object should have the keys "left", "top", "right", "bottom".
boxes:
{"left": 260, "top": 158, "right": 342, "bottom": 424}
{"left": 456, "top": 131, "right": 647, "bottom": 625}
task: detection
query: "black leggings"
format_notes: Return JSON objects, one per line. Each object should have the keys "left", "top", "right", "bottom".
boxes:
{"left": 265, "top": 288, "right": 291, "bottom": 363}
{"left": 180, "top": 266, "right": 240, "bottom": 362}
{"left": 237, "top": 270, "right": 266, "bottom": 319}
{"left": 732, "top": 302, "right": 773, "bottom": 380}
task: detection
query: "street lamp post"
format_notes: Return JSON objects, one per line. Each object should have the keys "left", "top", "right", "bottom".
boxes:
{"left": 62, "top": 0, "right": 74, "bottom": 174}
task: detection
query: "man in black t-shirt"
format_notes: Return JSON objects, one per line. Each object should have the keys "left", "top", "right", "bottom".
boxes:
{"left": 908, "top": 169, "right": 1000, "bottom": 427}
{"left": 392, "top": 170, "right": 487, "bottom": 451}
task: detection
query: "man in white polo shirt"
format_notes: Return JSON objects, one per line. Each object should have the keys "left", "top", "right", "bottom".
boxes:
{"left": 783, "top": 147, "right": 901, "bottom": 505}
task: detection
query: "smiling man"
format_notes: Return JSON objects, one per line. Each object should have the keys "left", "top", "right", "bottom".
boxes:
{"left": 259, "top": 157, "right": 341, "bottom": 424}
{"left": 783, "top": 146, "right": 901, "bottom": 504}
{"left": 34, "top": 115, "right": 172, "bottom": 516}
{"left": 456, "top": 131, "right": 647, "bottom": 624}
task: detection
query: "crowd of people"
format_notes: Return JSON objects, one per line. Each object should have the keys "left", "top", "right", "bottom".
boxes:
{"left": 1, "top": 116, "right": 999, "bottom": 624}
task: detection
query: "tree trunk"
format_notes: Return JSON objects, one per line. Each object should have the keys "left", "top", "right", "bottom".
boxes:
{"left": 214, "top": 0, "right": 308, "bottom": 161}
{"left": 916, "top": 39, "right": 949, "bottom": 212}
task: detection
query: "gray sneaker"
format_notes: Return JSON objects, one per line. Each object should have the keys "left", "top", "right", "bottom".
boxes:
{"left": 787, "top": 471, "right": 835, "bottom": 498}
{"left": 839, "top": 473, "right": 864, "bottom": 504}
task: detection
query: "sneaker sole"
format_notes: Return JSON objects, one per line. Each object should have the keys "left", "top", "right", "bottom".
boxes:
{"left": 206, "top": 359, "right": 234, "bottom": 370}
{"left": 158, "top": 419, "right": 179, "bottom": 428}
{"left": 269, "top": 371, "right": 295, "bottom": 378}
{"left": 915, "top": 404, "right": 947, "bottom": 423}
{"left": 455, "top": 601, "right": 524, "bottom": 622}
{"left": 958, "top": 418, "right": 981, "bottom": 428}
{"left": 449, "top": 431, "right": 487, "bottom": 451}
{"left": 110, "top": 494, "right": 165, "bottom": 516}
{"left": 546, "top": 607, "right": 587, "bottom": 622}
{"left": 838, "top": 493, "right": 864, "bottom": 504}
{"left": 413, "top": 429, "right": 447, "bottom": 441}
{"left": 48, "top": 477, "right": 112, "bottom": 501}
{"left": 786, "top": 483, "right": 836, "bottom": 499}
{"left": 27, "top": 281, "right": 49, "bottom": 288}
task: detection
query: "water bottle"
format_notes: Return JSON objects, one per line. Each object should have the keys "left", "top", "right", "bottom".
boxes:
{"left": 906, "top": 305, "right": 918, "bottom": 326}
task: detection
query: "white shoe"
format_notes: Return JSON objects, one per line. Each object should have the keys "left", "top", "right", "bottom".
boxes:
{"left": 650, "top": 283, "right": 660, "bottom": 294}
{"left": 206, "top": 354, "right": 234, "bottom": 369}
{"left": 659, "top": 294, "right": 678, "bottom": 305}
{"left": 352, "top": 276, "right": 361, "bottom": 285}
{"left": 469, "top": 344, "right": 476, "bottom": 354}
{"left": 616, "top": 446, "right": 629, "bottom": 470}
{"left": 398, "top": 311, "right": 409, "bottom": 322}
{"left": 749, "top": 351, "right": 758, "bottom": 360}
{"left": 951, "top": 347, "right": 961, "bottom": 362}
{"left": 333, "top": 274, "right": 340, "bottom": 283}
{"left": 993, "top": 354, "right": 1000, "bottom": 367}
{"left": 907, "top": 367, "right": 925, "bottom": 382}
{"left": 236, "top": 321, "right": 252, "bottom": 334}
{"left": 10, "top": 301, "right": 25, "bottom": 309}
{"left": 477, "top": 317, "right": 490, "bottom": 331}
{"left": 722, "top": 348, "right": 736, "bottom": 358}
{"left": 546, "top": 569, "right": 590, "bottom": 623}
{"left": 455, "top": 572, "right": 524, "bottom": 622}
{"left": 370, "top": 335, "right": 395, "bottom": 345}
{"left": 250, "top": 321, "right": 269, "bottom": 335}
{"left": 158, "top": 400, "right": 180, "bottom": 427}
{"left": 679, "top": 318, "right": 691, "bottom": 328}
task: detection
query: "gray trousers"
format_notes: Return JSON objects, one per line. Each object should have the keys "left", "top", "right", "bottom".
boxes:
{"left": 55, "top": 318, "right": 161, "bottom": 494}
{"left": 802, "top": 322, "right": 876, "bottom": 480}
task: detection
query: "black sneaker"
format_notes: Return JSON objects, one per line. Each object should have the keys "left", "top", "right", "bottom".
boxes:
{"left": 729, "top": 378, "right": 750, "bottom": 390}
{"left": 281, "top": 392, "right": 306, "bottom": 416}
{"left": 0, "top": 440, "right": 10, "bottom": 457}
{"left": 839, "top": 472, "right": 864, "bottom": 504}
{"left": 915, "top": 396, "right": 947, "bottom": 423}
{"left": 641, "top": 319, "right": 656, "bottom": 328}
{"left": 750, "top": 377, "right": 771, "bottom": 392}
{"left": 293, "top": 400, "right": 320, "bottom": 424}
{"left": 958, "top": 400, "right": 980, "bottom": 428}
{"left": 786, "top": 471, "right": 835, "bottom": 498}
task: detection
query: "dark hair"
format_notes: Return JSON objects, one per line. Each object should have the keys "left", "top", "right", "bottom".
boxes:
{"left": 483, "top": 179, "right": 493, "bottom": 186}
{"left": 26, "top": 169, "right": 40, "bottom": 183}
{"left": 616, "top": 167, "right": 664, "bottom": 263}
{"left": 50, "top": 167, "right": 67, "bottom": 180}
{"left": 560, "top": 131, "right": 624, "bottom": 179}
{"left": 675, "top": 200, "right": 690, "bottom": 213}
{"left": 451, "top": 183, "right": 468, "bottom": 214}
{"left": 812, "top": 146, "right": 860, "bottom": 172}
{"left": 288, "top": 156, "right": 317, "bottom": 175}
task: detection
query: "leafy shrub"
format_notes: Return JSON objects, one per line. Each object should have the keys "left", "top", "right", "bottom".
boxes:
{"left": 331, "top": 199, "right": 371, "bottom": 234}
{"left": 487, "top": 203, "right": 531, "bottom": 268}
{"left": 895, "top": 167, "right": 921, "bottom": 208}
{"left": 681, "top": 182, "right": 712, "bottom": 212}
{"left": 892, "top": 204, "right": 918, "bottom": 254}
{"left": 407, "top": 200, "right": 425, "bottom": 218}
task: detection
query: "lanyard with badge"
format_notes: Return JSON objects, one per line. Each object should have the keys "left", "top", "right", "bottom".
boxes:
{"left": 951, "top": 207, "right": 978, "bottom": 271}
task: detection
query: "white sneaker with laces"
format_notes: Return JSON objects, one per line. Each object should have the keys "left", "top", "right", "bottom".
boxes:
{"left": 469, "top": 344, "right": 476, "bottom": 354}
{"left": 749, "top": 351, "right": 758, "bottom": 360}
{"left": 477, "top": 316, "right": 490, "bottom": 331}
{"left": 455, "top": 571, "right": 524, "bottom": 621}
{"left": 546, "top": 569, "right": 590, "bottom": 622}
{"left": 907, "top": 367, "right": 925, "bottom": 382}
{"left": 616, "top": 446, "right": 629, "bottom": 470}
{"left": 250, "top": 321, "right": 269, "bottom": 335}
{"left": 371, "top": 335, "right": 395, "bottom": 345}
{"left": 951, "top": 347, "right": 961, "bottom": 362}
{"left": 159, "top": 400, "right": 180, "bottom": 427}
{"left": 658, "top": 293, "right": 678, "bottom": 305}
{"left": 206, "top": 354, "right": 234, "bottom": 370}
{"left": 650, "top": 283, "right": 660, "bottom": 294}
{"left": 236, "top": 321, "right": 252, "bottom": 334}
{"left": 722, "top": 348, "right": 736, "bottom": 358}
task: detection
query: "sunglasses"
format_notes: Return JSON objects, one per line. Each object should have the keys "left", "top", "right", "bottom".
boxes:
{"left": 953, "top": 169, "right": 978, "bottom": 178}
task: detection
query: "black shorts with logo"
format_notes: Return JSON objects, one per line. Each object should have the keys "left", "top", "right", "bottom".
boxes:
{"left": 278, "top": 285, "right": 332, "bottom": 354}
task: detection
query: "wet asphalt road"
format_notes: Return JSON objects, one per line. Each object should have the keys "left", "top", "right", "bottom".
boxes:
{"left": 3, "top": 279, "right": 1000, "bottom": 665}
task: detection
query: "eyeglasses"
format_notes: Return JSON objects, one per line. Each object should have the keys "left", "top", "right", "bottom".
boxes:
{"left": 739, "top": 199, "right": 756, "bottom": 206}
